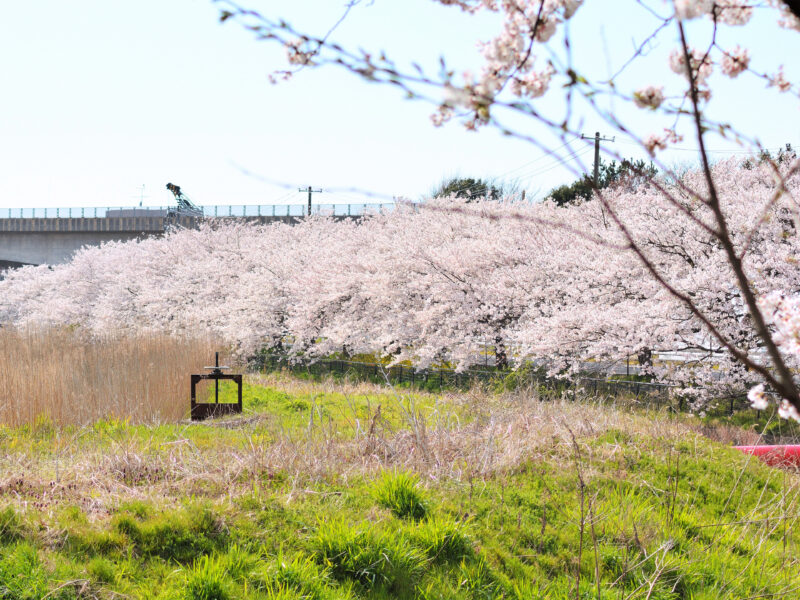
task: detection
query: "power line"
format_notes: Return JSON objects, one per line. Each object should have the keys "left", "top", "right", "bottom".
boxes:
{"left": 494, "top": 140, "right": 579, "bottom": 179}
{"left": 513, "top": 147, "right": 593, "bottom": 180}
{"left": 271, "top": 190, "right": 297, "bottom": 204}
{"left": 614, "top": 139, "right": 798, "bottom": 154}
{"left": 434, "top": 146, "right": 592, "bottom": 200}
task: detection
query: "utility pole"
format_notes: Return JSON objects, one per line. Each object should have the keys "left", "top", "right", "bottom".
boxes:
{"left": 580, "top": 131, "right": 615, "bottom": 187}
{"left": 131, "top": 184, "right": 149, "bottom": 207}
{"left": 299, "top": 186, "right": 322, "bottom": 216}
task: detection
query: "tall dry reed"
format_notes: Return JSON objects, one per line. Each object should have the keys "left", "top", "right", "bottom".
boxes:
{"left": 0, "top": 328, "right": 216, "bottom": 426}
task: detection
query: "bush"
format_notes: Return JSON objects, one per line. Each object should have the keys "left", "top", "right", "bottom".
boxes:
{"left": 373, "top": 471, "right": 428, "bottom": 521}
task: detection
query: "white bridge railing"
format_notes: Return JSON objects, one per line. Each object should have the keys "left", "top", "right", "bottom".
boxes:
{"left": 0, "top": 203, "right": 405, "bottom": 219}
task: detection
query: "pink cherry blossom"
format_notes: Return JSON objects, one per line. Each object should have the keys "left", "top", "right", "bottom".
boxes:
{"left": 2, "top": 158, "right": 799, "bottom": 414}
{"left": 720, "top": 46, "right": 750, "bottom": 78}
{"left": 633, "top": 85, "right": 665, "bottom": 109}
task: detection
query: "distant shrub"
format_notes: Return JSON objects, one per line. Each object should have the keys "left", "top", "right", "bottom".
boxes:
{"left": 493, "top": 361, "right": 545, "bottom": 393}
{"left": 373, "top": 471, "right": 428, "bottom": 521}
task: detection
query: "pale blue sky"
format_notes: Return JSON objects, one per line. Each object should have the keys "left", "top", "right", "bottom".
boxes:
{"left": 0, "top": 1, "right": 798, "bottom": 210}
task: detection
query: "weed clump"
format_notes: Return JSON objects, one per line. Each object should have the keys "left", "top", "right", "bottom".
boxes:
{"left": 457, "top": 558, "right": 503, "bottom": 598}
{"left": 373, "top": 471, "right": 428, "bottom": 521}
{"left": 113, "top": 505, "right": 227, "bottom": 562}
{"left": 313, "top": 520, "right": 427, "bottom": 593}
{"left": 87, "top": 556, "right": 116, "bottom": 584}
{"left": 405, "top": 517, "right": 473, "bottom": 564}
{"left": 254, "top": 552, "right": 351, "bottom": 599}
{"left": 0, "top": 543, "right": 52, "bottom": 599}
{"left": 0, "top": 506, "right": 24, "bottom": 544}
{"left": 184, "top": 555, "right": 232, "bottom": 600}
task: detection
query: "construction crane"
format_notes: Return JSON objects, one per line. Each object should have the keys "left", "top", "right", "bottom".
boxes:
{"left": 165, "top": 183, "right": 203, "bottom": 217}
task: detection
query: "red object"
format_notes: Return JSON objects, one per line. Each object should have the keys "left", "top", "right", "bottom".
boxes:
{"left": 734, "top": 445, "right": 800, "bottom": 467}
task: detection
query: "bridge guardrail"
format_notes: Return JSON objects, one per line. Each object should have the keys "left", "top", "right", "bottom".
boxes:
{"left": 0, "top": 203, "right": 404, "bottom": 219}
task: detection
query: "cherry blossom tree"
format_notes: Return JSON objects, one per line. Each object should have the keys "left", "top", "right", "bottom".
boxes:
{"left": 2, "top": 1, "right": 800, "bottom": 417}
{"left": 1, "top": 152, "right": 798, "bottom": 415}
{"left": 209, "top": 0, "right": 800, "bottom": 416}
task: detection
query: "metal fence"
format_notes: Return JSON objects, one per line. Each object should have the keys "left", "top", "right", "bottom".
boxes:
{"left": 253, "top": 355, "right": 754, "bottom": 416}
{"left": 0, "top": 202, "right": 408, "bottom": 220}
{"left": 256, "top": 356, "right": 496, "bottom": 391}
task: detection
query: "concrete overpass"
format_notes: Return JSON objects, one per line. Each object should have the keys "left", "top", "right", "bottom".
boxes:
{"left": 0, "top": 203, "right": 394, "bottom": 267}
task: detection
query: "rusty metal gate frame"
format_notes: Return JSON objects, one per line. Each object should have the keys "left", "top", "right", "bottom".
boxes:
{"left": 190, "top": 371, "right": 242, "bottom": 421}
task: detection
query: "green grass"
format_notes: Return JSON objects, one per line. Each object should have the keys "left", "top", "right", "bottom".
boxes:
{"left": 700, "top": 404, "right": 800, "bottom": 443}
{"left": 0, "top": 505, "right": 24, "bottom": 544}
{"left": 1, "top": 374, "right": 799, "bottom": 598}
{"left": 373, "top": 471, "right": 428, "bottom": 520}
{"left": 210, "top": 376, "right": 448, "bottom": 438}
{"left": 0, "top": 374, "right": 446, "bottom": 466}
{"left": 183, "top": 555, "right": 234, "bottom": 600}
{"left": 112, "top": 503, "right": 228, "bottom": 562}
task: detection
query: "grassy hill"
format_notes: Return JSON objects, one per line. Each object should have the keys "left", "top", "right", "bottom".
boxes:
{"left": 0, "top": 373, "right": 798, "bottom": 599}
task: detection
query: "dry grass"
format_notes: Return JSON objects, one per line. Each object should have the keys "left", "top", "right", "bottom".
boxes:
{"left": 0, "top": 328, "right": 216, "bottom": 426}
{"left": 248, "top": 370, "right": 421, "bottom": 398}
{"left": 0, "top": 347, "right": 788, "bottom": 517}
{"left": 0, "top": 377, "right": 793, "bottom": 598}
{"left": 0, "top": 385, "right": 709, "bottom": 513}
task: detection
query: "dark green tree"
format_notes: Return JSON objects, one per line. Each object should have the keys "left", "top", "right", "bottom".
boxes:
{"left": 430, "top": 177, "right": 516, "bottom": 201}
{"left": 742, "top": 143, "right": 796, "bottom": 170}
{"left": 548, "top": 158, "right": 658, "bottom": 207}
